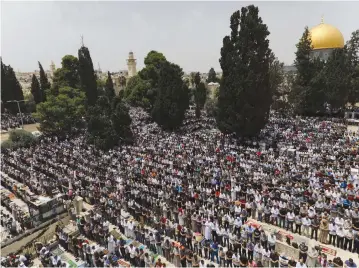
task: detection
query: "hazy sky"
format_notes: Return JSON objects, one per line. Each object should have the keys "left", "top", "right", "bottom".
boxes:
{"left": 1, "top": 1, "right": 358, "bottom": 73}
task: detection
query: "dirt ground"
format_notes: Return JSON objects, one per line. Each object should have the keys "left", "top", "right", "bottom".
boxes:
{"left": 0, "top": 123, "right": 40, "bottom": 142}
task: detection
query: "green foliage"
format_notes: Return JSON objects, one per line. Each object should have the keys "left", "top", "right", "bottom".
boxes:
{"left": 1, "top": 129, "right": 37, "bottom": 150}
{"left": 34, "top": 86, "right": 85, "bottom": 136}
{"left": 78, "top": 46, "right": 98, "bottom": 106}
{"left": 151, "top": 61, "right": 188, "bottom": 130}
{"left": 87, "top": 96, "right": 132, "bottom": 151}
{"left": 24, "top": 91, "right": 36, "bottom": 113}
{"left": 30, "top": 74, "right": 42, "bottom": 104}
{"left": 144, "top": 50, "right": 167, "bottom": 68}
{"left": 124, "top": 75, "right": 151, "bottom": 109}
{"left": 1, "top": 60, "right": 25, "bottom": 114}
{"left": 38, "top": 62, "right": 51, "bottom": 102}
{"left": 1, "top": 140, "right": 14, "bottom": 150}
{"left": 137, "top": 51, "right": 168, "bottom": 108}
{"left": 290, "top": 28, "right": 358, "bottom": 114}
{"left": 322, "top": 49, "right": 351, "bottom": 110}
{"left": 216, "top": 5, "right": 272, "bottom": 137}
{"left": 205, "top": 98, "right": 218, "bottom": 117}
{"left": 194, "top": 74, "right": 207, "bottom": 118}
{"left": 207, "top": 68, "right": 219, "bottom": 83}
{"left": 104, "top": 71, "right": 115, "bottom": 100}
{"left": 51, "top": 55, "right": 80, "bottom": 95}
{"left": 346, "top": 29, "right": 359, "bottom": 105}
{"left": 289, "top": 27, "right": 322, "bottom": 115}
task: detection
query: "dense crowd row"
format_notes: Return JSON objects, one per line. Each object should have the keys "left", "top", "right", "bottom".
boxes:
{"left": 1, "top": 108, "right": 359, "bottom": 267}
{"left": 0, "top": 113, "right": 37, "bottom": 131}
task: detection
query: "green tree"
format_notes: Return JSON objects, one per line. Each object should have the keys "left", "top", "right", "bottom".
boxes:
{"left": 346, "top": 30, "right": 359, "bottom": 105}
{"left": 207, "top": 67, "right": 219, "bottom": 83}
{"left": 193, "top": 72, "right": 207, "bottom": 117}
{"left": 151, "top": 61, "right": 188, "bottom": 130}
{"left": 1, "top": 59, "right": 13, "bottom": 112}
{"left": 289, "top": 27, "right": 324, "bottom": 115}
{"left": 30, "top": 74, "right": 42, "bottom": 104}
{"left": 87, "top": 96, "right": 132, "bottom": 150}
{"left": 34, "top": 86, "right": 85, "bottom": 136}
{"left": 104, "top": 71, "right": 115, "bottom": 100}
{"left": 217, "top": 6, "right": 272, "bottom": 137}
{"left": 24, "top": 92, "right": 36, "bottom": 113}
{"left": 78, "top": 46, "right": 98, "bottom": 106}
{"left": 124, "top": 75, "right": 151, "bottom": 109}
{"left": 1, "top": 62, "right": 25, "bottom": 114}
{"left": 205, "top": 98, "right": 218, "bottom": 117}
{"left": 322, "top": 49, "right": 351, "bottom": 110}
{"left": 269, "top": 53, "right": 286, "bottom": 111}
{"left": 138, "top": 51, "right": 167, "bottom": 108}
{"left": 38, "top": 62, "right": 51, "bottom": 102}
{"left": 51, "top": 55, "right": 80, "bottom": 95}
{"left": 306, "top": 58, "right": 327, "bottom": 114}
{"left": 1, "top": 129, "right": 37, "bottom": 150}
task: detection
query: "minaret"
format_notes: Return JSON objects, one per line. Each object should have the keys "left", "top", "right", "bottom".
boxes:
{"left": 97, "top": 62, "right": 102, "bottom": 74}
{"left": 127, "top": 51, "right": 137, "bottom": 78}
{"left": 50, "top": 61, "right": 56, "bottom": 77}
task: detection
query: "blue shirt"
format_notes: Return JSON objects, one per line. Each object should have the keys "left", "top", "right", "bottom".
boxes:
{"left": 211, "top": 243, "right": 219, "bottom": 253}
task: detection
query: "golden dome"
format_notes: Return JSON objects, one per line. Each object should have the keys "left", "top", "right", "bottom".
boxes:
{"left": 309, "top": 19, "right": 344, "bottom": 50}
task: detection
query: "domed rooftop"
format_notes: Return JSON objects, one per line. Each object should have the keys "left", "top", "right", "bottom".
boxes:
{"left": 309, "top": 18, "right": 344, "bottom": 50}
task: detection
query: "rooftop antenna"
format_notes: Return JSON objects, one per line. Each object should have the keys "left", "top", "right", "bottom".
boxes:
{"left": 98, "top": 62, "right": 102, "bottom": 72}
{"left": 80, "top": 35, "right": 84, "bottom": 47}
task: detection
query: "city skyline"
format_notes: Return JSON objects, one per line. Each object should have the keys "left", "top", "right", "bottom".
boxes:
{"left": 2, "top": 1, "right": 358, "bottom": 73}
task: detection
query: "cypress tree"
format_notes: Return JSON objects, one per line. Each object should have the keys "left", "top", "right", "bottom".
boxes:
{"left": 217, "top": 6, "right": 272, "bottom": 137}
{"left": 289, "top": 27, "right": 321, "bottom": 115}
{"left": 30, "top": 74, "right": 42, "bottom": 104}
{"left": 151, "top": 61, "right": 187, "bottom": 130}
{"left": 193, "top": 72, "right": 207, "bottom": 118}
{"left": 105, "top": 71, "right": 115, "bottom": 101}
{"left": 207, "top": 67, "right": 218, "bottom": 83}
{"left": 38, "top": 62, "right": 51, "bottom": 102}
{"left": 346, "top": 30, "right": 359, "bottom": 106}
{"left": 322, "top": 49, "right": 351, "bottom": 110}
{"left": 4, "top": 64, "right": 25, "bottom": 114}
{"left": 78, "top": 46, "right": 98, "bottom": 106}
{"left": 1, "top": 59, "right": 14, "bottom": 112}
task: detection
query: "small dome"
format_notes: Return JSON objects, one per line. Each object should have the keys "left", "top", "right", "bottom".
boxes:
{"left": 309, "top": 20, "right": 344, "bottom": 50}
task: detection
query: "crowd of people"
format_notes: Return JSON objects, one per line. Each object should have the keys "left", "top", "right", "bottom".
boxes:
{"left": 0, "top": 113, "right": 37, "bottom": 131}
{"left": 1, "top": 108, "right": 359, "bottom": 267}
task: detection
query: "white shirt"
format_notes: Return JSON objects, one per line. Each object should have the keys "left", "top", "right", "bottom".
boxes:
{"left": 296, "top": 263, "right": 307, "bottom": 268}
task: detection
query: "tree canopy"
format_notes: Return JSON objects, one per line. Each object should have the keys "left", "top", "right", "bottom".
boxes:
{"left": 216, "top": 5, "right": 272, "bottom": 137}
{"left": 193, "top": 72, "right": 207, "bottom": 118}
{"left": 78, "top": 46, "right": 98, "bottom": 106}
{"left": 30, "top": 74, "right": 42, "bottom": 104}
{"left": 1, "top": 59, "right": 25, "bottom": 114}
{"left": 124, "top": 75, "right": 151, "bottom": 109}
{"left": 87, "top": 96, "right": 133, "bottom": 150}
{"left": 151, "top": 61, "right": 188, "bottom": 130}
{"left": 104, "top": 71, "right": 115, "bottom": 100}
{"left": 207, "top": 68, "right": 219, "bottom": 83}
{"left": 34, "top": 86, "right": 86, "bottom": 136}
{"left": 38, "top": 61, "right": 51, "bottom": 102}
{"left": 51, "top": 55, "right": 80, "bottom": 95}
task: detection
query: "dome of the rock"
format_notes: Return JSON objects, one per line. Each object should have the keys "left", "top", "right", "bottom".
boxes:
{"left": 309, "top": 21, "right": 344, "bottom": 50}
